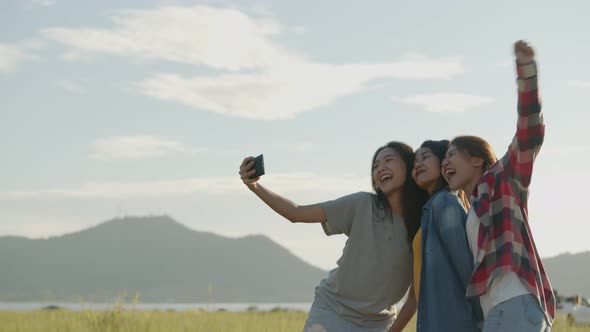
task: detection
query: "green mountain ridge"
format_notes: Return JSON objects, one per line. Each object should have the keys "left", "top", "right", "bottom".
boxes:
{"left": 0, "top": 215, "right": 326, "bottom": 302}
{"left": 1, "top": 216, "right": 588, "bottom": 302}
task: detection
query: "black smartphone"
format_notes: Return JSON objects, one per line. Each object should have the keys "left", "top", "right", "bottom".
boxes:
{"left": 249, "top": 154, "right": 265, "bottom": 179}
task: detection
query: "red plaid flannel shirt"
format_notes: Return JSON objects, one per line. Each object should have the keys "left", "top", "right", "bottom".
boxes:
{"left": 467, "top": 60, "right": 555, "bottom": 323}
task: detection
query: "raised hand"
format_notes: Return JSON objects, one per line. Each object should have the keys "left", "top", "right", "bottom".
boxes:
{"left": 514, "top": 40, "right": 535, "bottom": 64}
{"left": 239, "top": 156, "right": 259, "bottom": 188}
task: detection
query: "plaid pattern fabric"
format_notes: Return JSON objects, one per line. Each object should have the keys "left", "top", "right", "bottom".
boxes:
{"left": 466, "top": 60, "right": 555, "bottom": 324}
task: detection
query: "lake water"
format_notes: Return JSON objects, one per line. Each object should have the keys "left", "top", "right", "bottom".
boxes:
{"left": 0, "top": 302, "right": 312, "bottom": 312}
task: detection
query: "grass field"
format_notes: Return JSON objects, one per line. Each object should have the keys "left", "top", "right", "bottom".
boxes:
{"left": 0, "top": 308, "right": 587, "bottom": 332}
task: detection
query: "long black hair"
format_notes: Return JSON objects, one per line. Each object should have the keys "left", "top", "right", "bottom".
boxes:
{"left": 371, "top": 141, "right": 428, "bottom": 241}
{"left": 419, "top": 140, "right": 451, "bottom": 193}
{"left": 419, "top": 139, "right": 470, "bottom": 208}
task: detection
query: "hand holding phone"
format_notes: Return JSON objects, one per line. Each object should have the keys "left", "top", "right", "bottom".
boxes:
{"left": 248, "top": 154, "right": 265, "bottom": 179}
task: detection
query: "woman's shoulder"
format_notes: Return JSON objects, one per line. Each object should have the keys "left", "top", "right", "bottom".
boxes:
{"left": 332, "top": 191, "right": 372, "bottom": 199}
{"left": 329, "top": 191, "right": 374, "bottom": 207}
{"left": 348, "top": 191, "right": 374, "bottom": 201}
{"left": 429, "top": 189, "right": 462, "bottom": 208}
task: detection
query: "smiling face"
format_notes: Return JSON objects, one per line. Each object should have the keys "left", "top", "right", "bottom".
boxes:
{"left": 372, "top": 147, "right": 407, "bottom": 197}
{"left": 442, "top": 144, "right": 483, "bottom": 193}
{"left": 412, "top": 147, "right": 443, "bottom": 195}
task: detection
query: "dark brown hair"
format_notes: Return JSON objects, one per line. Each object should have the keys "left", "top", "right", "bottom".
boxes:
{"left": 371, "top": 141, "right": 428, "bottom": 241}
{"left": 419, "top": 140, "right": 450, "bottom": 194}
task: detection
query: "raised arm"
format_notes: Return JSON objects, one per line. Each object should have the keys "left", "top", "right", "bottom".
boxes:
{"left": 239, "top": 156, "right": 326, "bottom": 223}
{"left": 501, "top": 40, "right": 545, "bottom": 189}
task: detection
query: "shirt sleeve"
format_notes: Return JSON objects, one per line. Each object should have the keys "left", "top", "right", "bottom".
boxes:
{"left": 432, "top": 193, "right": 473, "bottom": 288}
{"left": 499, "top": 60, "right": 544, "bottom": 190}
{"left": 319, "top": 192, "right": 367, "bottom": 236}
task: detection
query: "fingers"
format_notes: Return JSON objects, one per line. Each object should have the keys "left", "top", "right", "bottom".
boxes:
{"left": 514, "top": 40, "right": 535, "bottom": 59}
{"left": 238, "top": 156, "right": 259, "bottom": 184}
{"left": 239, "top": 160, "right": 254, "bottom": 174}
{"left": 240, "top": 156, "right": 254, "bottom": 168}
{"left": 239, "top": 157, "right": 254, "bottom": 176}
{"left": 240, "top": 168, "right": 256, "bottom": 180}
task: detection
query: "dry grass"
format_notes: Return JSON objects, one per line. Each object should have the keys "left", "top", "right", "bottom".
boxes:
{"left": 0, "top": 308, "right": 587, "bottom": 332}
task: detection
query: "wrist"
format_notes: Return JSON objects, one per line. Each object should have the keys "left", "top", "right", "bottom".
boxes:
{"left": 247, "top": 182, "right": 259, "bottom": 191}
{"left": 516, "top": 60, "right": 537, "bottom": 79}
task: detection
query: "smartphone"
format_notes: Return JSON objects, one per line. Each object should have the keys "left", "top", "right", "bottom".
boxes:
{"left": 249, "top": 154, "right": 265, "bottom": 179}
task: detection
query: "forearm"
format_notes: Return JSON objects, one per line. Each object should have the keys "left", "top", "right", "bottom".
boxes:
{"left": 516, "top": 60, "right": 542, "bottom": 128}
{"left": 388, "top": 288, "right": 416, "bottom": 332}
{"left": 501, "top": 58, "right": 544, "bottom": 188}
{"left": 249, "top": 183, "right": 325, "bottom": 223}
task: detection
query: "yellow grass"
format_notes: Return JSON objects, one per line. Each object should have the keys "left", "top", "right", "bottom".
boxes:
{"left": 0, "top": 308, "right": 587, "bottom": 332}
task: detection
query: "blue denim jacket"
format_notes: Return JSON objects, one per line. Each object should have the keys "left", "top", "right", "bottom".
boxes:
{"left": 417, "top": 190, "right": 482, "bottom": 332}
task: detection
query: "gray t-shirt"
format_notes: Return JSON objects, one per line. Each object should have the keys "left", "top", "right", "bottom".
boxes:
{"left": 315, "top": 192, "right": 413, "bottom": 327}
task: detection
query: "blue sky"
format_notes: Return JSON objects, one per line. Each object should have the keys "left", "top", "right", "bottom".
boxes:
{"left": 1, "top": 0, "right": 589, "bottom": 270}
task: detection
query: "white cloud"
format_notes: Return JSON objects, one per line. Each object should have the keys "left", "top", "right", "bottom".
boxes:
{"left": 0, "top": 173, "right": 370, "bottom": 200}
{"left": 392, "top": 93, "right": 494, "bottom": 113}
{"left": 41, "top": 5, "right": 301, "bottom": 70}
{"left": 567, "top": 80, "right": 590, "bottom": 89}
{"left": 90, "top": 135, "right": 207, "bottom": 161}
{"left": 0, "top": 41, "right": 43, "bottom": 72}
{"left": 40, "top": 5, "right": 466, "bottom": 120}
{"left": 135, "top": 56, "right": 465, "bottom": 120}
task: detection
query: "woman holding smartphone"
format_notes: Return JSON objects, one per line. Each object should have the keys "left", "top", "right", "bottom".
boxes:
{"left": 442, "top": 41, "right": 555, "bottom": 331}
{"left": 239, "top": 141, "right": 427, "bottom": 332}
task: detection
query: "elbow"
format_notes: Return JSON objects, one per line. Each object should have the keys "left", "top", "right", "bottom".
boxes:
{"left": 284, "top": 205, "right": 323, "bottom": 223}
{"left": 286, "top": 205, "right": 306, "bottom": 223}
{"left": 287, "top": 215, "right": 311, "bottom": 223}
{"left": 284, "top": 209, "right": 302, "bottom": 223}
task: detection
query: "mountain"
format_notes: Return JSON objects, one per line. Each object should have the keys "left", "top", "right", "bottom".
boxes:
{"left": 542, "top": 251, "right": 590, "bottom": 298}
{"left": 0, "top": 216, "right": 327, "bottom": 302}
{"left": 2, "top": 216, "right": 587, "bottom": 303}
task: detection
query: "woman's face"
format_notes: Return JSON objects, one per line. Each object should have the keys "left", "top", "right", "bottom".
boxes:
{"left": 442, "top": 144, "right": 482, "bottom": 192}
{"left": 372, "top": 147, "right": 407, "bottom": 196}
{"left": 412, "top": 147, "right": 442, "bottom": 195}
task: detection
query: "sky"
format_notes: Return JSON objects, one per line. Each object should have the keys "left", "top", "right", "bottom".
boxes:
{"left": 1, "top": 0, "right": 589, "bottom": 271}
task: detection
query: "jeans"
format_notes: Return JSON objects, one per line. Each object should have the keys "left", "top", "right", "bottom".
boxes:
{"left": 482, "top": 294, "right": 550, "bottom": 332}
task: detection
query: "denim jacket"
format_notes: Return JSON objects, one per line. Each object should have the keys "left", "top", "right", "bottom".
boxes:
{"left": 417, "top": 189, "right": 482, "bottom": 332}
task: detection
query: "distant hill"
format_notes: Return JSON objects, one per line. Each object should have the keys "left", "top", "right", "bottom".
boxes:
{"left": 1, "top": 216, "right": 587, "bottom": 302}
{"left": 0, "top": 216, "right": 327, "bottom": 302}
{"left": 543, "top": 251, "right": 590, "bottom": 298}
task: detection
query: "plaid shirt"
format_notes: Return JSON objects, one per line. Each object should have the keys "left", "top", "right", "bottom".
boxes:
{"left": 467, "top": 60, "right": 555, "bottom": 324}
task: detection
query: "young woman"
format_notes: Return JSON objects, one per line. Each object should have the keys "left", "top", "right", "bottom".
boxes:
{"left": 442, "top": 41, "right": 554, "bottom": 331}
{"left": 412, "top": 140, "right": 481, "bottom": 331}
{"left": 239, "top": 141, "right": 427, "bottom": 332}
